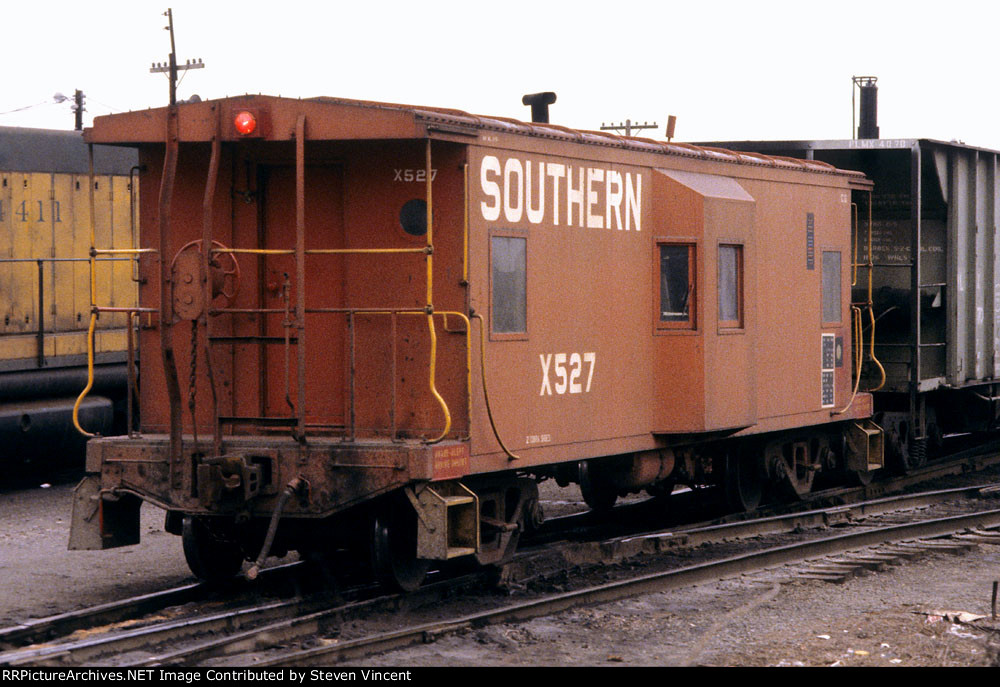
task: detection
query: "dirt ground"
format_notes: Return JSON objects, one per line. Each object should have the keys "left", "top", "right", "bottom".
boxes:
{"left": 3, "top": 474, "right": 1000, "bottom": 667}
{"left": 366, "top": 552, "right": 1000, "bottom": 667}
{"left": 0, "top": 477, "right": 192, "bottom": 627}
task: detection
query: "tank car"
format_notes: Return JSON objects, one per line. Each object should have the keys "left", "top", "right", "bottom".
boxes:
{"left": 0, "top": 127, "right": 138, "bottom": 470}
{"left": 69, "top": 95, "right": 882, "bottom": 589}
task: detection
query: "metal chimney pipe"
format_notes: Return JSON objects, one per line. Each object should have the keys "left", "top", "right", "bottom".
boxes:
{"left": 854, "top": 76, "right": 879, "bottom": 139}
{"left": 522, "top": 92, "right": 557, "bottom": 123}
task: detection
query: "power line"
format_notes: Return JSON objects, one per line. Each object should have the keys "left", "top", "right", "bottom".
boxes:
{"left": 0, "top": 100, "right": 55, "bottom": 116}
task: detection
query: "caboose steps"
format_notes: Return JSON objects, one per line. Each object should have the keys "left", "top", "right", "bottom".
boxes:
{"left": 408, "top": 482, "right": 478, "bottom": 560}
{"left": 848, "top": 420, "right": 886, "bottom": 473}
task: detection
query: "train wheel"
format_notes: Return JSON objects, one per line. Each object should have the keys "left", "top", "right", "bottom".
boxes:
{"left": 578, "top": 460, "right": 618, "bottom": 512}
{"left": 767, "top": 440, "right": 817, "bottom": 500}
{"left": 722, "top": 449, "right": 763, "bottom": 512}
{"left": 886, "top": 430, "right": 927, "bottom": 473}
{"left": 182, "top": 516, "right": 244, "bottom": 584}
{"left": 371, "top": 501, "right": 430, "bottom": 593}
{"left": 880, "top": 413, "right": 928, "bottom": 473}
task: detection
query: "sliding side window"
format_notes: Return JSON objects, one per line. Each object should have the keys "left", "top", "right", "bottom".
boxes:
{"left": 718, "top": 244, "right": 743, "bottom": 329}
{"left": 659, "top": 243, "right": 696, "bottom": 329}
{"left": 491, "top": 235, "right": 527, "bottom": 335}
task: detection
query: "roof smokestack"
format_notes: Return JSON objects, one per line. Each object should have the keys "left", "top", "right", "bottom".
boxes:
{"left": 522, "top": 92, "right": 557, "bottom": 123}
{"left": 853, "top": 76, "right": 879, "bottom": 139}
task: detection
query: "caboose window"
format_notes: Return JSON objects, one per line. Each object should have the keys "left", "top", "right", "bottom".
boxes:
{"left": 718, "top": 244, "right": 743, "bottom": 327}
{"left": 491, "top": 235, "right": 527, "bottom": 334}
{"left": 822, "top": 251, "right": 842, "bottom": 323}
{"left": 399, "top": 198, "right": 428, "bottom": 236}
{"left": 659, "top": 243, "right": 695, "bottom": 327}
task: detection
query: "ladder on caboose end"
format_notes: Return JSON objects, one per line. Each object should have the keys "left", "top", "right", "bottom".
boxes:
{"left": 128, "top": 109, "right": 467, "bottom": 470}
{"left": 71, "top": 105, "right": 535, "bottom": 476}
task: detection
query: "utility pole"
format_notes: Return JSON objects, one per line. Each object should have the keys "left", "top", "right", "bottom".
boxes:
{"left": 149, "top": 8, "right": 204, "bottom": 106}
{"left": 72, "top": 90, "right": 85, "bottom": 131}
{"left": 600, "top": 119, "right": 658, "bottom": 137}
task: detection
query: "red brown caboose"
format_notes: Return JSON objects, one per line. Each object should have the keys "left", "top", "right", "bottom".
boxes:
{"left": 70, "top": 95, "right": 881, "bottom": 589}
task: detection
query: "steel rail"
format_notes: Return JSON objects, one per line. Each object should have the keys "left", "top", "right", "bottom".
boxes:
{"left": 0, "top": 583, "right": 203, "bottom": 651}
{"left": 622, "top": 483, "right": 1000, "bottom": 550}
{"left": 780, "top": 439, "right": 1000, "bottom": 509}
{"left": 861, "top": 442, "right": 1000, "bottom": 497}
{"left": 0, "top": 598, "right": 314, "bottom": 667}
{"left": 0, "top": 561, "right": 303, "bottom": 656}
{"left": 125, "top": 575, "right": 480, "bottom": 667}
{"left": 0, "top": 571, "right": 462, "bottom": 668}
{"left": 253, "top": 508, "right": 1000, "bottom": 667}
{"left": 4, "top": 482, "right": 999, "bottom": 666}
{"left": 134, "top": 482, "right": 1000, "bottom": 666}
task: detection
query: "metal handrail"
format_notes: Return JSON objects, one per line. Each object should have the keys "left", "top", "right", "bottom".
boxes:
{"left": 0, "top": 256, "right": 132, "bottom": 263}
{"left": 836, "top": 190, "right": 885, "bottom": 417}
{"left": 73, "top": 147, "right": 154, "bottom": 437}
{"left": 93, "top": 248, "right": 158, "bottom": 256}
{"left": 200, "top": 136, "right": 456, "bottom": 445}
{"left": 471, "top": 313, "right": 519, "bottom": 461}
{"left": 834, "top": 305, "right": 864, "bottom": 416}
{"left": 208, "top": 247, "right": 430, "bottom": 256}
{"left": 75, "top": 130, "right": 462, "bottom": 447}
{"left": 213, "top": 247, "right": 429, "bottom": 256}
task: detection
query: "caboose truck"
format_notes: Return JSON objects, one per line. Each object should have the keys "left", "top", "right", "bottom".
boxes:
{"left": 70, "top": 95, "right": 882, "bottom": 589}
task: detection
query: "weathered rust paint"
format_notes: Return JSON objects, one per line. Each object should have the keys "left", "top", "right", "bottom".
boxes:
{"left": 81, "top": 95, "right": 873, "bottom": 528}
{"left": 158, "top": 105, "right": 183, "bottom": 490}
{"left": 201, "top": 108, "right": 222, "bottom": 455}
{"left": 85, "top": 433, "right": 442, "bottom": 518}
{"left": 295, "top": 115, "right": 307, "bottom": 441}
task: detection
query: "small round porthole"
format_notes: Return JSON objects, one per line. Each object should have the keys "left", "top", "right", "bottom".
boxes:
{"left": 399, "top": 199, "right": 427, "bottom": 236}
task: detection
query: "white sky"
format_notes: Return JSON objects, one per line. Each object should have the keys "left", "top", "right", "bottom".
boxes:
{"left": 2, "top": 1, "right": 998, "bottom": 149}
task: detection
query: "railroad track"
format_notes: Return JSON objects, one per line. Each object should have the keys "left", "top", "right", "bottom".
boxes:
{"left": 0, "top": 562, "right": 315, "bottom": 653}
{"left": 4, "top": 480, "right": 1000, "bottom": 667}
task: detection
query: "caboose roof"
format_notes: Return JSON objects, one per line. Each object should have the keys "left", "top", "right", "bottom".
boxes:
{"left": 85, "top": 94, "right": 866, "bottom": 182}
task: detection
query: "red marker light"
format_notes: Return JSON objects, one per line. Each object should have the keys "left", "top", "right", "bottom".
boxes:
{"left": 234, "top": 111, "right": 257, "bottom": 136}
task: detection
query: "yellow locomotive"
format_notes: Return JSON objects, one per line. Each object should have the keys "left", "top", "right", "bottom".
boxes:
{"left": 0, "top": 126, "right": 137, "bottom": 469}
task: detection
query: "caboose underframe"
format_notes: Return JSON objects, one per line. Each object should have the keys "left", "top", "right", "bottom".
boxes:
{"left": 70, "top": 96, "right": 881, "bottom": 588}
